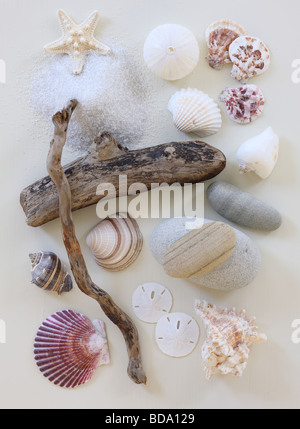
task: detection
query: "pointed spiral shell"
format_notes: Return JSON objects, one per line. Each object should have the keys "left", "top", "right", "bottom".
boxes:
{"left": 195, "top": 300, "right": 267, "bottom": 380}
{"left": 29, "top": 251, "right": 73, "bottom": 295}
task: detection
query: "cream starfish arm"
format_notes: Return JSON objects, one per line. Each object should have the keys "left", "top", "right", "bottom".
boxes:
{"left": 90, "top": 37, "right": 111, "bottom": 55}
{"left": 72, "top": 54, "right": 87, "bottom": 75}
{"left": 80, "top": 10, "right": 99, "bottom": 34}
{"left": 57, "top": 9, "right": 78, "bottom": 33}
{"left": 44, "top": 38, "right": 69, "bottom": 54}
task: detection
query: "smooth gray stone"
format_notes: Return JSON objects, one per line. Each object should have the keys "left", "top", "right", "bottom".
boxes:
{"left": 207, "top": 182, "right": 282, "bottom": 231}
{"left": 150, "top": 218, "right": 261, "bottom": 291}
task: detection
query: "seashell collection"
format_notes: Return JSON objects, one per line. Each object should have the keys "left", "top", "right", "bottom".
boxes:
{"left": 168, "top": 88, "right": 222, "bottom": 137}
{"left": 86, "top": 213, "right": 143, "bottom": 272}
{"left": 195, "top": 301, "right": 267, "bottom": 380}
{"left": 27, "top": 12, "right": 280, "bottom": 388}
{"left": 34, "top": 310, "right": 110, "bottom": 389}
{"left": 29, "top": 251, "right": 73, "bottom": 295}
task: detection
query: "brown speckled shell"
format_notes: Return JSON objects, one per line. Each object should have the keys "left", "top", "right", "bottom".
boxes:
{"left": 205, "top": 19, "right": 247, "bottom": 69}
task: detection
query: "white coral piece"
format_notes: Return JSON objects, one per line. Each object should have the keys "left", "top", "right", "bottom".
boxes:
{"left": 195, "top": 300, "right": 267, "bottom": 380}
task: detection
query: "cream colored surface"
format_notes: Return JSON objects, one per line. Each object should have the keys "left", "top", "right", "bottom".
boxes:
{"left": 0, "top": 0, "right": 300, "bottom": 410}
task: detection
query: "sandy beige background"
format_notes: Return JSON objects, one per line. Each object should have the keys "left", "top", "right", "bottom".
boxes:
{"left": 0, "top": 0, "right": 300, "bottom": 409}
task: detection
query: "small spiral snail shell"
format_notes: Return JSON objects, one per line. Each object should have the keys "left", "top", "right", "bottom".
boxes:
{"left": 29, "top": 251, "right": 73, "bottom": 295}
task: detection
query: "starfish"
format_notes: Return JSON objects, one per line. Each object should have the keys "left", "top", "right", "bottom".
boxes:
{"left": 44, "top": 9, "right": 111, "bottom": 75}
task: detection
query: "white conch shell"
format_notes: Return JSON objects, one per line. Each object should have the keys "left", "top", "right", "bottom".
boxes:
{"left": 168, "top": 88, "right": 222, "bottom": 137}
{"left": 132, "top": 283, "right": 173, "bottom": 324}
{"left": 155, "top": 313, "right": 200, "bottom": 358}
{"left": 237, "top": 127, "right": 279, "bottom": 179}
{"left": 195, "top": 301, "right": 267, "bottom": 380}
{"left": 143, "top": 24, "right": 199, "bottom": 81}
{"left": 205, "top": 19, "right": 247, "bottom": 69}
{"left": 86, "top": 213, "right": 143, "bottom": 272}
{"left": 229, "top": 36, "right": 270, "bottom": 83}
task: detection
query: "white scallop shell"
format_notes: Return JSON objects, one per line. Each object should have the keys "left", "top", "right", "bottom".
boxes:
{"left": 195, "top": 301, "right": 267, "bottom": 380}
{"left": 143, "top": 24, "right": 199, "bottom": 81}
{"left": 132, "top": 283, "right": 173, "bottom": 324}
{"left": 168, "top": 88, "right": 222, "bottom": 137}
{"left": 229, "top": 36, "right": 271, "bottom": 83}
{"left": 86, "top": 213, "right": 143, "bottom": 272}
{"left": 155, "top": 313, "right": 200, "bottom": 358}
{"left": 34, "top": 310, "right": 110, "bottom": 389}
{"left": 205, "top": 19, "right": 247, "bottom": 69}
{"left": 237, "top": 127, "right": 279, "bottom": 179}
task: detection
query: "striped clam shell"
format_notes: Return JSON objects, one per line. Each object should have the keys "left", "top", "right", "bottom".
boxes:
{"left": 86, "top": 213, "right": 143, "bottom": 272}
{"left": 34, "top": 310, "right": 110, "bottom": 389}
{"left": 29, "top": 251, "right": 73, "bottom": 295}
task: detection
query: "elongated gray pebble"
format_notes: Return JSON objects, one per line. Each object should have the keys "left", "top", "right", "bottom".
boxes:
{"left": 207, "top": 182, "right": 282, "bottom": 231}
{"left": 150, "top": 218, "right": 261, "bottom": 291}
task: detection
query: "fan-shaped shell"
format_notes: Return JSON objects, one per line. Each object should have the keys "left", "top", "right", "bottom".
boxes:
{"left": 229, "top": 36, "right": 270, "bottom": 83}
{"left": 86, "top": 213, "right": 143, "bottom": 272}
{"left": 219, "top": 85, "right": 265, "bottom": 124}
{"left": 195, "top": 300, "right": 267, "bottom": 380}
{"left": 34, "top": 310, "right": 110, "bottom": 389}
{"left": 132, "top": 283, "right": 173, "bottom": 324}
{"left": 155, "top": 313, "right": 200, "bottom": 358}
{"left": 205, "top": 19, "right": 247, "bottom": 69}
{"left": 29, "top": 251, "right": 73, "bottom": 295}
{"left": 168, "top": 88, "right": 222, "bottom": 137}
{"left": 143, "top": 24, "right": 199, "bottom": 81}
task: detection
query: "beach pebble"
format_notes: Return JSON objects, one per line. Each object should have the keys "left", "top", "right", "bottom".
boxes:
{"left": 150, "top": 218, "right": 261, "bottom": 291}
{"left": 207, "top": 182, "right": 282, "bottom": 231}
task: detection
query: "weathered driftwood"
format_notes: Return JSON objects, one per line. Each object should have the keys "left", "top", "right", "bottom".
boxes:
{"left": 47, "top": 100, "right": 146, "bottom": 385}
{"left": 20, "top": 132, "right": 226, "bottom": 227}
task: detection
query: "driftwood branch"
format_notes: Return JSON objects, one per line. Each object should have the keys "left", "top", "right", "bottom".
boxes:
{"left": 46, "top": 100, "right": 146, "bottom": 385}
{"left": 21, "top": 134, "right": 226, "bottom": 227}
